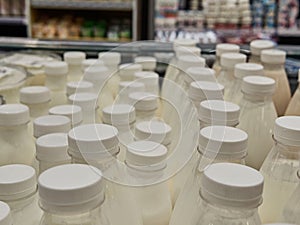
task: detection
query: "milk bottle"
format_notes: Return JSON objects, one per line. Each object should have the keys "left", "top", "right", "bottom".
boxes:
{"left": 134, "top": 56, "right": 157, "bottom": 71}
{"left": 64, "top": 51, "right": 86, "bottom": 82}
{"left": 249, "top": 39, "right": 275, "bottom": 64}
{"left": 49, "top": 105, "right": 83, "bottom": 127}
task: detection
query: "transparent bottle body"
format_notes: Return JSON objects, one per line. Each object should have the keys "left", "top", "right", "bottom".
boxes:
{"left": 259, "top": 142, "right": 300, "bottom": 223}
{"left": 40, "top": 204, "right": 110, "bottom": 225}
{"left": 45, "top": 75, "right": 67, "bottom": 107}
{"left": 136, "top": 109, "right": 157, "bottom": 122}
{"left": 249, "top": 55, "right": 261, "bottom": 64}
{"left": 212, "top": 56, "right": 221, "bottom": 77}
{"left": 67, "top": 65, "right": 83, "bottom": 82}
{"left": 170, "top": 151, "right": 245, "bottom": 225}
{"left": 106, "top": 64, "right": 120, "bottom": 99}
{"left": 237, "top": 95, "right": 277, "bottom": 170}
{"left": 285, "top": 85, "right": 300, "bottom": 116}
{"left": 224, "top": 78, "right": 243, "bottom": 104}
{"left": 27, "top": 102, "right": 50, "bottom": 135}
{"left": 37, "top": 159, "right": 71, "bottom": 175}
{"left": 263, "top": 63, "right": 291, "bottom": 116}
{"left": 217, "top": 67, "right": 234, "bottom": 95}
{"left": 0, "top": 124, "right": 35, "bottom": 166}
{"left": 81, "top": 108, "right": 101, "bottom": 124}
{"left": 0, "top": 81, "right": 25, "bottom": 104}
{"left": 6, "top": 192, "right": 42, "bottom": 225}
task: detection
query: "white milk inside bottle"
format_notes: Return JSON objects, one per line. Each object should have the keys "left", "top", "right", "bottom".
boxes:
{"left": 49, "top": 105, "right": 83, "bottom": 128}
{"left": 249, "top": 39, "right": 275, "bottom": 64}
{"left": 198, "top": 100, "right": 240, "bottom": 128}
{"left": 33, "top": 115, "right": 71, "bottom": 139}
{"left": 44, "top": 61, "right": 68, "bottom": 107}
{"left": 38, "top": 164, "right": 110, "bottom": 225}
{"left": 0, "top": 201, "right": 12, "bottom": 225}
{"left": 64, "top": 51, "right": 86, "bottom": 82}
{"left": 36, "top": 133, "right": 70, "bottom": 175}
{"left": 261, "top": 49, "right": 291, "bottom": 116}
{"left": 285, "top": 69, "right": 300, "bottom": 116}
{"left": 193, "top": 163, "right": 263, "bottom": 225}
{"left": 99, "top": 52, "right": 121, "bottom": 98}
{"left": 128, "top": 92, "right": 158, "bottom": 122}
{"left": 170, "top": 126, "right": 248, "bottom": 225}
{"left": 68, "top": 92, "right": 100, "bottom": 124}
{"left": 259, "top": 116, "right": 300, "bottom": 223}
{"left": 134, "top": 56, "right": 157, "bottom": 72}
{"left": 217, "top": 53, "right": 247, "bottom": 96}
{"left": 224, "top": 63, "right": 264, "bottom": 104}
{"left": 0, "top": 104, "right": 35, "bottom": 166}
{"left": 67, "top": 124, "right": 143, "bottom": 225}
{"left": 125, "top": 141, "right": 172, "bottom": 225}
{"left": 82, "top": 58, "right": 104, "bottom": 72}
{"left": 183, "top": 67, "right": 216, "bottom": 92}
{"left": 66, "top": 81, "right": 93, "bottom": 97}
{"left": 237, "top": 76, "right": 277, "bottom": 170}
{"left": 212, "top": 43, "right": 240, "bottom": 77}
{"left": 0, "top": 164, "right": 42, "bottom": 225}
{"left": 102, "top": 104, "right": 136, "bottom": 161}
{"left": 117, "top": 81, "right": 145, "bottom": 104}
{"left": 119, "top": 63, "right": 142, "bottom": 82}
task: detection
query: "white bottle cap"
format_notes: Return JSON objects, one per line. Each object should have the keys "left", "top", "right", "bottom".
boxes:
{"left": 102, "top": 104, "right": 136, "bottom": 125}
{"left": 201, "top": 163, "right": 264, "bottom": 208}
{"left": 0, "top": 164, "right": 36, "bottom": 201}
{"left": 134, "top": 56, "right": 157, "bottom": 71}
{"left": 0, "top": 104, "right": 29, "bottom": 126}
{"left": 173, "top": 39, "right": 198, "bottom": 48}
{"left": 234, "top": 63, "right": 264, "bottom": 79}
{"left": 199, "top": 100, "right": 240, "bottom": 126}
{"left": 82, "top": 59, "right": 104, "bottom": 72}
{"left": 175, "top": 46, "right": 201, "bottom": 58}
{"left": 44, "top": 61, "right": 68, "bottom": 76}
{"left": 36, "top": 133, "right": 70, "bottom": 162}
{"left": 68, "top": 92, "right": 98, "bottom": 110}
{"left": 84, "top": 66, "right": 110, "bottom": 82}
{"left": 33, "top": 115, "right": 71, "bottom": 138}
{"left": 135, "top": 121, "right": 172, "bottom": 146}
{"left": 0, "top": 201, "right": 12, "bottom": 225}
{"left": 68, "top": 124, "right": 119, "bottom": 160}
{"left": 119, "top": 81, "right": 145, "bottom": 94}
{"left": 66, "top": 81, "right": 94, "bottom": 96}
{"left": 134, "top": 71, "right": 159, "bottom": 88}
{"left": 220, "top": 53, "right": 247, "bottom": 69}
{"left": 119, "top": 63, "right": 143, "bottom": 81}
{"left": 126, "top": 141, "right": 168, "bottom": 166}
{"left": 216, "top": 43, "right": 240, "bottom": 57}
{"left": 177, "top": 55, "right": 206, "bottom": 71}
{"left": 250, "top": 39, "right": 275, "bottom": 56}
{"left": 129, "top": 92, "right": 158, "bottom": 111}
{"left": 188, "top": 81, "right": 224, "bottom": 102}
{"left": 38, "top": 164, "right": 104, "bottom": 213}
{"left": 49, "top": 105, "right": 83, "bottom": 126}
{"left": 274, "top": 116, "right": 300, "bottom": 146}
{"left": 261, "top": 49, "right": 286, "bottom": 64}
{"left": 98, "top": 52, "right": 121, "bottom": 65}
{"left": 185, "top": 67, "right": 216, "bottom": 84}
{"left": 199, "top": 126, "right": 247, "bottom": 158}
{"left": 64, "top": 51, "right": 86, "bottom": 65}
{"left": 242, "top": 76, "right": 275, "bottom": 96}
{"left": 20, "top": 86, "right": 51, "bottom": 104}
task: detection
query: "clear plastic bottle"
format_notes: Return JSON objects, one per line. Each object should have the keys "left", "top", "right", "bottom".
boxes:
{"left": 183, "top": 67, "right": 216, "bottom": 92}
{"left": 191, "top": 163, "right": 263, "bottom": 225}
{"left": 119, "top": 63, "right": 142, "bottom": 82}
{"left": 33, "top": 115, "right": 71, "bottom": 139}
{"left": 102, "top": 104, "right": 136, "bottom": 161}
{"left": 49, "top": 105, "right": 83, "bottom": 128}
{"left": 134, "top": 56, "right": 157, "bottom": 71}
{"left": 198, "top": 100, "right": 240, "bottom": 128}
{"left": 170, "top": 126, "right": 248, "bottom": 225}
{"left": 38, "top": 164, "right": 110, "bottom": 225}
{"left": 217, "top": 53, "right": 247, "bottom": 96}
{"left": 68, "top": 92, "right": 100, "bottom": 124}
{"left": 0, "top": 201, "right": 12, "bottom": 225}
{"left": 261, "top": 49, "right": 291, "bottom": 116}
{"left": 35, "top": 133, "right": 70, "bottom": 175}
{"left": 125, "top": 141, "right": 172, "bottom": 225}
{"left": 82, "top": 59, "right": 104, "bottom": 73}
{"left": 64, "top": 51, "right": 86, "bottom": 82}
{"left": 117, "top": 81, "right": 145, "bottom": 104}
{"left": 249, "top": 39, "right": 275, "bottom": 64}
{"left": 67, "top": 124, "right": 143, "bottom": 225}
{"left": 237, "top": 76, "right": 277, "bottom": 170}
{"left": 0, "top": 104, "right": 35, "bottom": 166}
{"left": 66, "top": 81, "right": 93, "bottom": 97}
{"left": 259, "top": 116, "right": 300, "bottom": 223}
{"left": 0, "top": 164, "right": 42, "bottom": 225}
{"left": 224, "top": 63, "right": 264, "bottom": 104}
{"left": 44, "top": 61, "right": 68, "bottom": 107}
{"left": 128, "top": 92, "right": 158, "bottom": 122}
{"left": 212, "top": 43, "right": 240, "bottom": 77}
{"left": 285, "top": 70, "right": 300, "bottom": 116}
{"left": 134, "top": 71, "right": 159, "bottom": 95}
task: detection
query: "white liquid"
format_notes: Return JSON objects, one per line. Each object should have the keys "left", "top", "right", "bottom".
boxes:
{"left": 224, "top": 78, "right": 243, "bottom": 104}
{"left": 38, "top": 159, "right": 71, "bottom": 175}
{"left": 285, "top": 87, "right": 300, "bottom": 116}
{"left": 217, "top": 68, "right": 234, "bottom": 97}
{"left": 45, "top": 76, "right": 67, "bottom": 107}
{"left": 67, "top": 65, "right": 83, "bottom": 82}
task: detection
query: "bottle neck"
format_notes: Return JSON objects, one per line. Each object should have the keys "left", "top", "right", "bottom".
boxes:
{"left": 249, "top": 55, "right": 261, "bottom": 64}
{"left": 274, "top": 138, "right": 300, "bottom": 159}
{"left": 262, "top": 62, "right": 284, "bottom": 71}
{"left": 27, "top": 102, "right": 50, "bottom": 119}
{"left": 221, "top": 67, "right": 235, "bottom": 80}
{"left": 4, "top": 190, "right": 37, "bottom": 212}
{"left": 38, "top": 158, "right": 71, "bottom": 175}
{"left": 45, "top": 75, "right": 67, "bottom": 91}
{"left": 242, "top": 92, "right": 273, "bottom": 103}
{"left": 0, "top": 123, "right": 28, "bottom": 132}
